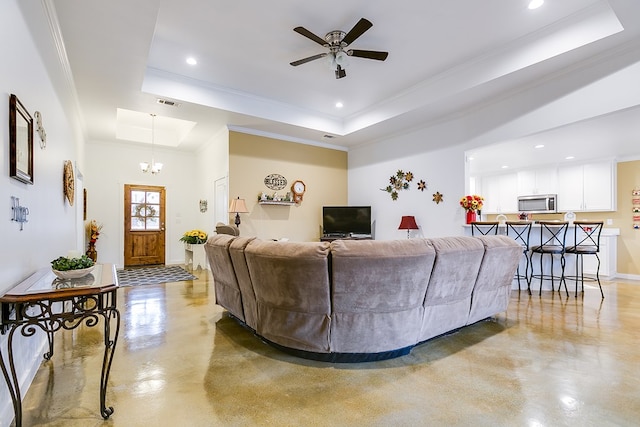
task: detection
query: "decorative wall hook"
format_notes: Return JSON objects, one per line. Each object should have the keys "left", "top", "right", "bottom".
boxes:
{"left": 11, "top": 196, "right": 29, "bottom": 230}
{"left": 199, "top": 199, "right": 208, "bottom": 213}
{"left": 34, "top": 111, "right": 46, "bottom": 149}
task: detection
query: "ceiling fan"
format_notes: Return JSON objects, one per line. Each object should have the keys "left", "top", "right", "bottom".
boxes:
{"left": 290, "top": 18, "right": 388, "bottom": 79}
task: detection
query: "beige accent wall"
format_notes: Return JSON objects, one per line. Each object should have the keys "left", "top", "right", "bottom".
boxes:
{"left": 229, "top": 132, "right": 348, "bottom": 242}
{"left": 486, "top": 160, "right": 640, "bottom": 276}
{"left": 613, "top": 160, "right": 640, "bottom": 276}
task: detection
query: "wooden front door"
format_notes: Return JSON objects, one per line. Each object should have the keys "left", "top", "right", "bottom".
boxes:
{"left": 124, "top": 184, "right": 166, "bottom": 266}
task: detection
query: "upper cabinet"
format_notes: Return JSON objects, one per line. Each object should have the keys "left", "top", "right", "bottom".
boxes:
{"left": 557, "top": 160, "right": 616, "bottom": 212}
{"left": 478, "top": 173, "right": 518, "bottom": 214}
{"left": 517, "top": 167, "right": 557, "bottom": 196}
{"left": 474, "top": 160, "right": 616, "bottom": 214}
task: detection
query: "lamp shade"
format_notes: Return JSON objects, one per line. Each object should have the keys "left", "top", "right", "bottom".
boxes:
{"left": 229, "top": 197, "right": 249, "bottom": 227}
{"left": 228, "top": 197, "right": 249, "bottom": 214}
{"left": 398, "top": 216, "right": 419, "bottom": 230}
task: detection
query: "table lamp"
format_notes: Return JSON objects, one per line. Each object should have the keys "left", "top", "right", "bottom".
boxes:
{"left": 398, "top": 215, "right": 419, "bottom": 239}
{"left": 229, "top": 197, "right": 249, "bottom": 226}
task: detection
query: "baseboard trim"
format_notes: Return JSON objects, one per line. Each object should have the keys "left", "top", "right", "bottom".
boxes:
{"left": 613, "top": 273, "right": 640, "bottom": 282}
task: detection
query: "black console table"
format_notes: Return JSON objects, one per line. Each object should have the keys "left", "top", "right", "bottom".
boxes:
{"left": 0, "top": 264, "right": 120, "bottom": 427}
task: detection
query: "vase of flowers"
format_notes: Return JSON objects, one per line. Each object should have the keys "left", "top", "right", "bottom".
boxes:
{"left": 180, "top": 229, "right": 208, "bottom": 249}
{"left": 86, "top": 219, "right": 103, "bottom": 261}
{"left": 459, "top": 195, "right": 484, "bottom": 224}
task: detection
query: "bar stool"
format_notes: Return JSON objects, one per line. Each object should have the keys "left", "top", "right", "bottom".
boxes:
{"left": 565, "top": 221, "right": 604, "bottom": 298}
{"left": 530, "top": 221, "right": 569, "bottom": 296}
{"left": 505, "top": 221, "right": 532, "bottom": 293}
{"left": 470, "top": 221, "right": 499, "bottom": 236}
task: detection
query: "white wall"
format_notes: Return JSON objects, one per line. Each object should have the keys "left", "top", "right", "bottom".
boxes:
{"left": 195, "top": 126, "right": 229, "bottom": 234}
{"left": 84, "top": 140, "right": 203, "bottom": 266}
{"left": 0, "top": 2, "right": 84, "bottom": 425}
{"left": 349, "top": 138, "right": 466, "bottom": 240}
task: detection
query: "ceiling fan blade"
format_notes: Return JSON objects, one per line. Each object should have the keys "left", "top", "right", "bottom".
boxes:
{"left": 290, "top": 53, "right": 327, "bottom": 66}
{"left": 341, "top": 18, "right": 373, "bottom": 46}
{"left": 347, "top": 49, "right": 389, "bottom": 61}
{"left": 293, "top": 26, "right": 327, "bottom": 46}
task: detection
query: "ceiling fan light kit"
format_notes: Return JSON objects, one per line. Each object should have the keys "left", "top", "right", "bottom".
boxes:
{"left": 290, "top": 18, "right": 388, "bottom": 79}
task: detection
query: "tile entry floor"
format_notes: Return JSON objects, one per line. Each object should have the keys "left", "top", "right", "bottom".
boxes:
{"left": 15, "top": 270, "right": 640, "bottom": 426}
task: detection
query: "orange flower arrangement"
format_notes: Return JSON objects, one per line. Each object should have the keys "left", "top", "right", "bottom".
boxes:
{"left": 87, "top": 220, "right": 103, "bottom": 244}
{"left": 459, "top": 195, "right": 484, "bottom": 212}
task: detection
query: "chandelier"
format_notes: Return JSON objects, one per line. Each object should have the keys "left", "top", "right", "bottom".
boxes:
{"left": 140, "top": 113, "right": 163, "bottom": 174}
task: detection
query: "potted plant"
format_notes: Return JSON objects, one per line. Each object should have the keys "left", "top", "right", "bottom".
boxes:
{"left": 179, "top": 229, "right": 208, "bottom": 249}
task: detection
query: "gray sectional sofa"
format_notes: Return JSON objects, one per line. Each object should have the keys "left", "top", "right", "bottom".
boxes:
{"left": 204, "top": 235, "right": 521, "bottom": 362}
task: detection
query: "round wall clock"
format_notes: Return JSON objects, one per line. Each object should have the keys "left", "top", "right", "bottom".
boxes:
{"left": 63, "top": 160, "right": 75, "bottom": 206}
{"left": 291, "top": 180, "right": 306, "bottom": 203}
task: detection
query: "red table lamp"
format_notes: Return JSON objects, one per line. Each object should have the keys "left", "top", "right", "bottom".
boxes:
{"left": 398, "top": 216, "right": 419, "bottom": 239}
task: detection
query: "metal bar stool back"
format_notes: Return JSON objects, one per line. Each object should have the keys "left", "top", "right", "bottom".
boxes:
{"left": 530, "top": 221, "right": 569, "bottom": 296}
{"left": 566, "top": 221, "right": 604, "bottom": 298}
{"left": 505, "top": 221, "right": 532, "bottom": 293}
{"left": 470, "top": 221, "right": 499, "bottom": 236}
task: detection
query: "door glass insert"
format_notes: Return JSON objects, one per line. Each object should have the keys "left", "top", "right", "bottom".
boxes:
{"left": 130, "top": 190, "right": 161, "bottom": 230}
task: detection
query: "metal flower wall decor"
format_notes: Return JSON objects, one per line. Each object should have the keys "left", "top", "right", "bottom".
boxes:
{"left": 382, "top": 170, "right": 413, "bottom": 200}
{"left": 381, "top": 169, "right": 443, "bottom": 203}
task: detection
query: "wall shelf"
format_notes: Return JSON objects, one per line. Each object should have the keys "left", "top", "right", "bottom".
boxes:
{"left": 258, "top": 200, "right": 296, "bottom": 206}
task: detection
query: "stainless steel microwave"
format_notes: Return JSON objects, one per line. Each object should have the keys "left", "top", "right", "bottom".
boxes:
{"left": 517, "top": 194, "right": 557, "bottom": 213}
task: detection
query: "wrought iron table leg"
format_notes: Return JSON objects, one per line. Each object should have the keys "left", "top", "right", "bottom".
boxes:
{"left": 43, "top": 322, "right": 55, "bottom": 360}
{"left": 100, "top": 306, "right": 120, "bottom": 419}
{"left": 1, "top": 326, "right": 24, "bottom": 427}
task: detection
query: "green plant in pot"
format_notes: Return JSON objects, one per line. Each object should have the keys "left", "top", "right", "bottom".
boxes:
{"left": 51, "top": 255, "right": 95, "bottom": 279}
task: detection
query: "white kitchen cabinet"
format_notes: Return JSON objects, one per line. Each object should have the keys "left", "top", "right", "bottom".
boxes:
{"left": 479, "top": 173, "right": 518, "bottom": 213}
{"left": 517, "top": 167, "right": 558, "bottom": 195}
{"left": 557, "top": 160, "right": 615, "bottom": 212}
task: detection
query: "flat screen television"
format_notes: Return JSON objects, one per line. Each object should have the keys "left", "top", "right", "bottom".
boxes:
{"left": 322, "top": 206, "right": 372, "bottom": 236}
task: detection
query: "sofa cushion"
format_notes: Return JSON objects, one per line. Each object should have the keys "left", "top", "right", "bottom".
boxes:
{"left": 229, "top": 236, "right": 257, "bottom": 329}
{"left": 245, "top": 240, "right": 331, "bottom": 352}
{"left": 467, "top": 235, "right": 521, "bottom": 324}
{"left": 204, "top": 234, "right": 244, "bottom": 321}
{"left": 329, "top": 239, "right": 436, "bottom": 353}
{"left": 419, "top": 236, "right": 485, "bottom": 341}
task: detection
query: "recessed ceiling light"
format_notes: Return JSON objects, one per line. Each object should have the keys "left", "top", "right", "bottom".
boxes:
{"left": 534, "top": 144, "right": 545, "bottom": 149}
{"left": 335, "top": 102, "right": 343, "bottom": 108}
{"left": 186, "top": 57, "right": 197, "bottom": 66}
{"left": 565, "top": 156, "right": 575, "bottom": 160}
{"left": 501, "top": 165, "right": 509, "bottom": 169}
{"left": 528, "top": 0, "right": 544, "bottom": 10}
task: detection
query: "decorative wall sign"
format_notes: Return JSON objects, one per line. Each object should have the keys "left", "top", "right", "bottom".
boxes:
{"left": 633, "top": 189, "right": 640, "bottom": 229}
{"left": 264, "top": 174, "right": 287, "bottom": 190}
{"left": 11, "top": 196, "right": 29, "bottom": 231}
{"left": 199, "top": 199, "right": 208, "bottom": 213}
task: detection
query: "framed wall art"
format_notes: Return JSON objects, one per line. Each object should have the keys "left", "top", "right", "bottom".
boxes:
{"left": 9, "top": 94, "right": 34, "bottom": 184}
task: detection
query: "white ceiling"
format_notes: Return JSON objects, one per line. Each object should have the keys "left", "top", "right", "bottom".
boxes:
{"left": 42, "top": 0, "right": 640, "bottom": 171}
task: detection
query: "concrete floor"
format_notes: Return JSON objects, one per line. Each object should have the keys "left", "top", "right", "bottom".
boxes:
{"left": 16, "top": 270, "right": 640, "bottom": 426}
